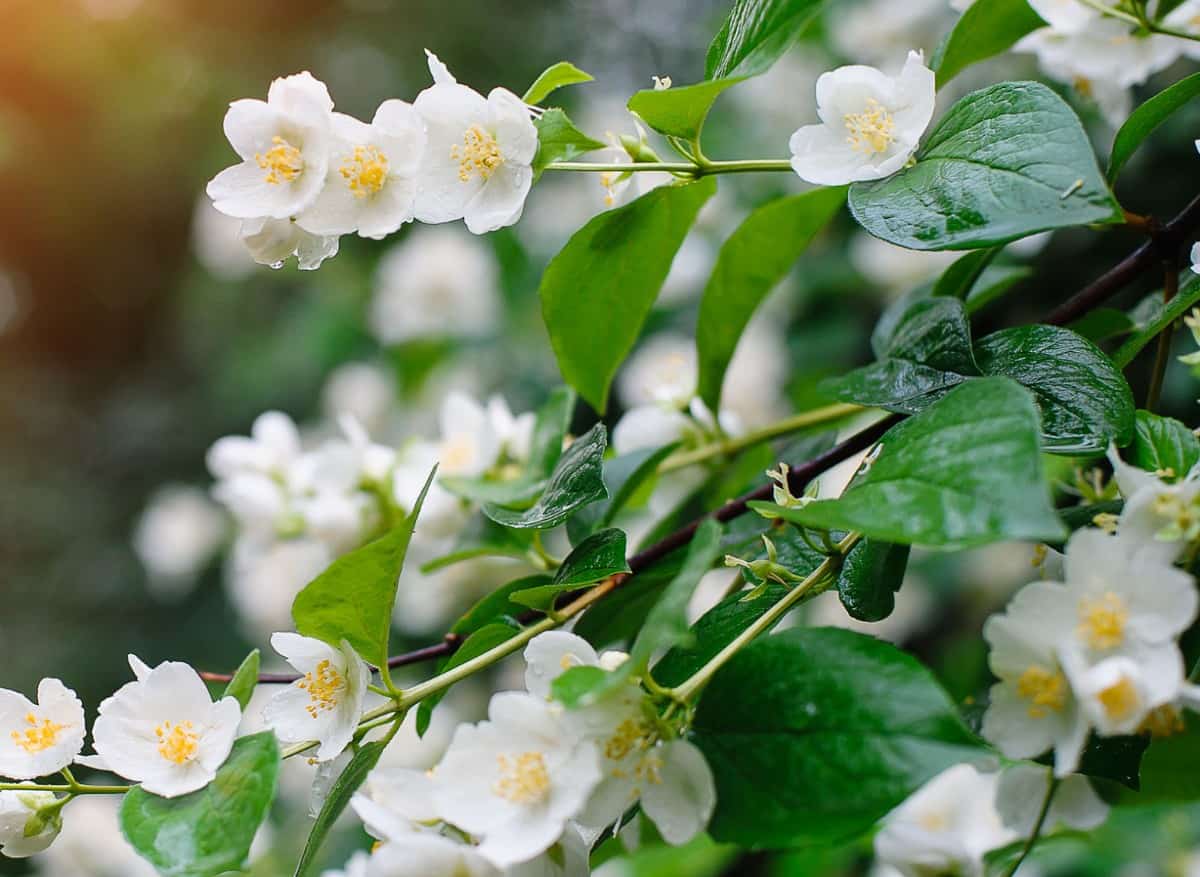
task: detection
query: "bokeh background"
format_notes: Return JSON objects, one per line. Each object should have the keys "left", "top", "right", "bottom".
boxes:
{"left": 3, "top": 0, "right": 1200, "bottom": 874}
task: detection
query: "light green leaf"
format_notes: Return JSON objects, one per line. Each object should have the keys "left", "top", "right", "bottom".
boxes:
{"left": 628, "top": 79, "right": 742, "bottom": 141}
{"left": 1108, "top": 72, "right": 1200, "bottom": 183}
{"left": 693, "top": 628, "right": 984, "bottom": 846}
{"left": 550, "top": 665, "right": 610, "bottom": 708}
{"left": 522, "top": 61, "right": 594, "bottom": 105}
{"left": 540, "top": 180, "right": 717, "bottom": 412}
{"left": 1127, "top": 409, "right": 1200, "bottom": 481}
{"left": 1114, "top": 273, "right": 1200, "bottom": 368}
{"left": 697, "top": 188, "right": 846, "bottom": 410}
{"left": 532, "top": 109, "right": 605, "bottom": 178}
{"left": 121, "top": 732, "right": 280, "bottom": 877}
{"left": 758, "top": 378, "right": 1066, "bottom": 548}
{"left": 293, "top": 742, "right": 385, "bottom": 877}
{"left": 705, "top": 0, "right": 828, "bottom": 80}
{"left": 933, "top": 0, "right": 1045, "bottom": 88}
{"left": 483, "top": 423, "right": 608, "bottom": 529}
{"left": 292, "top": 467, "right": 435, "bottom": 668}
{"left": 221, "top": 649, "right": 260, "bottom": 712}
{"left": 849, "top": 81, "right": 1122, "bottom": 250}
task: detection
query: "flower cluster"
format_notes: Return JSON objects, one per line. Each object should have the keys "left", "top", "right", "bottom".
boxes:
{"left": 206, "top": 51, "right": 537, "bottom": 270}
{"left": 982, "top": 445, "right": 1200, "bottom": 776}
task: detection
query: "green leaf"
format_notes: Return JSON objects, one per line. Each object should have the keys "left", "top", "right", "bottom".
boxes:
{"left": 448, "top": 574, "right": 554, "bottom": 638}
{"left": 964, "top": 265, "right": 1032, "bottom": 315}
{"left": 221, "top": 649, "right": 260, "bottom": 712}
{"left": 522, "top": 61, "right": 594, "bottom": 105}
{"left": 121, "top": 732, "right": 280, "bottom": 877}
{"left": 293, "top": 742, "right": 385, "bottom": 877}
{"left": 1068, "top": 307, "right": 1136, "bottom": 343}
{"left": 292, "top": 467, "right": 436, "bottom": 668}
{"left": 575, "top": 552, "right": 686, "bottom": 648}
{"left": 628, "top": 79, "right": 742, "bottom": 141}
{"left": 567, "top": 443, "right": 679, "bottom": 543}
{"left": 692, "top": 628, "right": 984, "bottom": 847}
{"left": 758, "top": 378, "right": 1066, "bottom": 548}
{"left": 705, "top": 0, "right": 828, "bottom": 80}
{"left": 974, "top": 324, "right": 1135, "bottom": 453}
{"left": 511, "top": 529, "right": 631, "bottom": 612}
{"left": 550, "top": 665, "right": 610, "bottom": 708}
{"left": 415, "top": 622, "right": 518, "bottom": 735}
{"left": 1108, "top": 72, "right": 1200, "bottom": 182}
{"left": 482, "top": 424, "right": 608, "bottom": 529}
{"left": 933, "top": 0, "right": 1045, "bottom": 88}
{"left": 1114, "top": 274, "right": 1200, "bottom": 368}
{"left": 1120, "top": 715, "right": 1200, "bottom": 802}
{"left": 1128, "top": 409, "right": 1200, "bottom": 481}
{"left": 540, "top": 181, "right": 716, "bottom": 412}
{"left": 849, "top": 82, "right": 1122, "bottom": 251}
{"left": 821, "top": 297, "right": 980, "bottom": 413}
{"left": 532, "top": 108, "right": 606, "bottom": 178}
{"left": 838, "top": 539, "right": 910, "bottom": 622}
{"left": 931, "top": 247, "right": 1000, "bottom": 300}
{"left": 697, "top": 188, "right": 846, "bottom": 410}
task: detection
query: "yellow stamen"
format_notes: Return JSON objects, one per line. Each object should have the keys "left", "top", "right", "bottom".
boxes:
{"left": 339, "top": 145, "right": 390, "bottom": 198}
{"left": 256, "top": 136, "right": 304, "bottom": 185}
{"left": 1078, "top": 592, "right": 1128, "bottom": 651}
{"left": 10, "top": 713, "right": 66, "bottom": 754}
{"left": 451, "top": 124, "right": 503, "bottom": 183}
{"left": 494, "top": 752, "right": 551, "bottom": 804}
{"left": 843, "top": 98, "right": 896, "bottom": 155}
{"left": 155, "top": 721, "right": 199, "bottom": 765}
{"left": 298, "top": 659, "right": 345, "bottom": 719}
{"left": 603, "top": 718, "right": 651, "bottom": 763}
{"left": 1097, "top": 677, "right": 1139, "bottom": 721}
{"left": 1139, "top": 704, "right": 1185, "bottom": 738}
{"left": 1016, "top": 665, "right": 1068, "bottom": 718}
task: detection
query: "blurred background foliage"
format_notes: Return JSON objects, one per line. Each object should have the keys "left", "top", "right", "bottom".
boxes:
{"left": 2, "top": 0, "right": 1200, "bottom": 874}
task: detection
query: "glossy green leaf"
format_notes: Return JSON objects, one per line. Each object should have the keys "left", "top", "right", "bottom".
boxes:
{"left": 705, "top": 0, "right": 828, "bottom": 80}
{"left": 294, "top": 742, "right": 385, "bottom": 877}
{"left": 1108, "top": 72, "right": 1200, "bottom": 182}
{"left": 522, "top": 61, "right": 594, "bottom": 105}
{"left": 483, "top": 423, "right": 608, "bottom": 529}
{"left": 567, "top": 443, "right": 678, "bottom": 543}
{"left": 221, "top": 649, "right": 260, "bottom": 712}
{"left": 758, "top": 378, "right": 1066, "bottom": 548}
{"left": 540, "top": 179, "right": 717, "bottom": 412}
{"left": 837, "top": 539, "right": 911, "bottom": 622}
{"left": 628, "top": 79, "right": 743, "bottom": 142}
{"left": 693, "top": 628, "right": 984, "bottom": 846}
{"left": 849, "top": 82, "right": 1122, "bottom": 251}
{"left": 532, "top": 108, "right": 606, "bottom": 178}
{"left": 511, "top": 528, "right": 631, "bottom": 612}
{"left": 933, "top": 0, "right": 1045, "bottom": 88}
{"left": 121, "top": 732, "right": 280, "bottom": 877}
{"left": 292, "top": 467, "right": 435, "bottom": 668}
{"left": 975, "top": 324, "right": 1135, "bottom": 452}
{"left": 697, "top": 188, "right": 846, "bottom": 410}
{"left": 1128, "top": 409, "right": 1200, "bottom": 481}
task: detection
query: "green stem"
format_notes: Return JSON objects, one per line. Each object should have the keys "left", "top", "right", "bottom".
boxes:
{"left": 658, "top": 403, "right": 864, "bottom": 473}
{"left": 0, "top": 782, "right": 129, "bottom": 795}
{"left": 1004, "top": 777, "right": 1060, "bottom": 877}
{"left": 666, "top": 532, "right": 861, "bottom": 703}
{"left": 1074, "top": 0, "right": 1142, "bottom": 25}
{"left": 543, "top": 158, "right": 795, "bottom": 177}
{"left": 1076, "top": 0, "right": 1200, "bottom": 40}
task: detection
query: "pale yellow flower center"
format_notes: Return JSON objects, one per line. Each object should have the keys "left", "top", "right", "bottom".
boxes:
{"left": 298, "top": 659, "right": 345, "bottom": 719}
{"left": 1097, "top": 676, "right": 1139, "bottom": 721}
{"left": 10, "top": 712, "right": 66, "bottom": 754}
{"left": 1078, "top": 592, "right": 1128, "bottom": 651}
{"left": 604, "top": 718, "right": 652, "bottom": 764}
{"left": 155, "top": 720, "right": 199, "bottom": 765}
{"left": 1140, "top": 703, "right": 1185, "bottom": 738}
{"left": 494, "top": 751, "right": 551, "bottom": 804}
{"left": 340, "top": 145, "right": 390, "bottom": 198}
{"left": 256, "top": 136, "right": 304, "bottom": 185}
{"left": 1016, "top": 664, "right": 1067, "bottom": 718}
{"left": 600, "top": 171, "right": 621, "bottom": 207}
{"left": 844, "top": 99, "right": 896, "bottom": 155}
{"left": 441, "top": 436, "right": 476, "bottom": 472}
{"left": 452, "top": 124, "right": 503, "bottom": 182}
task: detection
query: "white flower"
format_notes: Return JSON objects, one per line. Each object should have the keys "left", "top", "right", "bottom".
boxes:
{"left": 368, "top": 225, "right": 502, "bottom": 345}
{"left": 595, "top": 139, "right": 636, "bottom": 209}
{"left": 437, "top": 391, "right": 502, "bottom": 478}
{"left": 1016, "top": 19, "right": 1179, "bottom": 91}
{"left": 0, "top": 787, "right": 60, "bottom": 858}
{"left": 133, "top": 485, "right": 226, "bottom": 597}
{"left": 322, "top": 362, "right": 396, "bottom": 434}
{"left": 392, "top": 442, "right": 467, "bottom": 542}
{"left": 789, "top": 51, "right": 935, "bottom": 186}
{"left": 208, "top": 410, "right": 303, "bottom": 481}
{"left": 612, "top": 404, "right": 695, "bottom": 455}
{"left": 207, "top": 72, "right": 334, "bottom": 220}
{"left": 994, "top": 763, "right": 1108, "bottom": 837}
{"left": 488, "top": 396, "right": 536, "bottom": 465}
{"left": 191, "top": 196, "right": 257, "bottom": 281}
{"left": 1063, "top": 651, "right": 1183, "bottom": 736}
{"left": 323, "top": 850, "right": 370, "bottom": 877}
{"left": 0, "top": 679, "right": 86, "bottom": 780}
{"left": 298, "top": 102, "right": 425, "bottom": 239}
{"left": 226, "top": 537, "right": 332, "bottom": 640}
{"left": 1026, "top": 0, "right": 1099, "bottom": 33}
{"left": 263, "top": 634, "right": 371, "bottom": 761}
{"left": 617, "top": 333, "right": 698, "bottom": 409}
{"left": 239, "top": 216, "right": 340, "bottom": 270}
{"left": 829, "top": 0, "right": 949, "bottom": 67}
{"left": 874, "top": 763, "right": 1016, "bottom": 877}
{"left": 82, "top": 656, "right": 241, "bottom": 798}
{"left": 368, "top": 833, "right": 498, "bottom": 877}
{"left": 1192, "top": 241, "right": 1200, "bottom": 275}
{"left": 413, "top": 51, "right": 538, "bottom": 235}
{"left": 431, "top": 691, "right": 600, "bottom": 867}
{"left": 1108, "top": 444, "right": 1200, "bottom": 565}
{"left": 353, "top": 766, "right": 439, "bottom": 841}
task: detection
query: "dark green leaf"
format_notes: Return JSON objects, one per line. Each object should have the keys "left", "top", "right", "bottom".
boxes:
{"left": 532, "top": 109, "right": 606, "bottom": 178}
{"left": 697, "top": 188, "right": 846, "bottom": 410}
{"left": 1120, "top": 715, "right": 1200, "bottom": 802}
{"left": 576, "top": 552, "right": 686, "bottom": 648}
{"left": 964, "top": 265, "right": 1032, "bottom": 314}
{"left": 705, "top": 0, "right": 828, "bottom": 80}
{"left": 1068, "top": 307, "right": 1136, "bottom": 343}
{"left": 1072, "top": 733, "right": 1150, "bottom": 791}
{"left": 628, "top": 80, "right": 742, "bottom": 141}
{"left": 849, "top": 82, "right": 1122, "bottom": 251}
{"left": 975, "top": 324, "right": 1135, "bottom": 452}
{"left": 933, "top": 0, "right": 1045, "bottom": 88}
{"left": 292, "top": 468, "right": 435, "bottom": 668}
{"left": 483, "top": 424, "right": 608, "bottom": 529}
{"left": 221, "top": 649, "right": 260, "bottom": 712}
{"left": 511, "top": 529, "right": 630, "bottom": 612}
{"left": 522, "top": 61, "right": 594, "bottom": 105}
{"left": 931, "top": 247, "right": 1000, "bottom": 300}
{"left": 528, "top": 387, "right": 577, "bottom": 478}
{"left": 1128, "top": 409, "right": 1200, "bottom": 482}
{"left": 838, "top": 540, "right": 910, "bottom": 622}
{"left": 540, "top": 180, "right": 717, "bottom": 412}
{"left": 121, "top": 732, "right": 280, "bottom": 877}
{"left": 759, "top": 378, "right": 1066, "bottom": 548}
{"left": 693, "top": 628, "right": 985, "bottom": 847}
{"left": 568, "top": 444, "right": 679, "bottom": 543}
{"left": 293, "top": 742, "right": 386, "bottom": 877}
{"left": 1109, "top": 72, "right": 1200, "bottom": 182}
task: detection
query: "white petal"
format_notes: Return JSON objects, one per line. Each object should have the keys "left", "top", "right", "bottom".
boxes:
{"left": 640, "top": 740, "right": 715, "bottom": 845}
{"left": 524, "top": 631, "right": 600, "bottom": 700}
{"left": 464, "top": 161, "right": 533, "bottom": 234}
